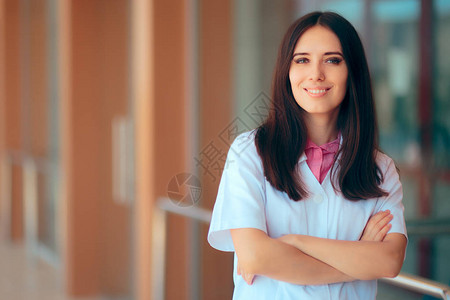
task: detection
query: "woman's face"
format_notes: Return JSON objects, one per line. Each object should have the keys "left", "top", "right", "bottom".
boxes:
{"left": 289, "top": 25, "right": 348, "bottom": 119}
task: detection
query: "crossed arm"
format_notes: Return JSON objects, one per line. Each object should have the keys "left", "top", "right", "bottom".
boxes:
{"left": 231, "top": 210, "right": 407, "bottom": 285}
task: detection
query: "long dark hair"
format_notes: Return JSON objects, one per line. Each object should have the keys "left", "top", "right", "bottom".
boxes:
{"left": 255, "top": 11, "right": 388, "bottom": 201}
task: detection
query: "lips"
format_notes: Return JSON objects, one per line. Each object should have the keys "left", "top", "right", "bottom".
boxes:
{"left": 304, "top": 87, "right": 331, "bottom": 97}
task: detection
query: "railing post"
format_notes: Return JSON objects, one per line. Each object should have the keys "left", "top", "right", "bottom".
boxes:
{"left": 23, "top": 156, "right": 38, "bottom": 260}
{"left": 151, "top": 202, "right": 167, "bottom": 300}
{"left": 0, "top": 154, "right": 12, "bottom": 239}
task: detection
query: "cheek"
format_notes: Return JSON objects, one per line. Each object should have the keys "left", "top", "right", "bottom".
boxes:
{"left": 289, "top": 71, "right": 302, "bottom": 91}
{"left": 335, "top": 70, "right": 348, "bottom": 94}
{"left": 288, "top": 72, "right": 294, "bottom": 86}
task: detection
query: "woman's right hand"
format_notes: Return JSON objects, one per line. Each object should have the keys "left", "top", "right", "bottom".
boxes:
{"left": 360, "top": 210, "right": 393, "bottom": 242}
{"left": 237, "top": 261, "right": 255, "bottom": 285}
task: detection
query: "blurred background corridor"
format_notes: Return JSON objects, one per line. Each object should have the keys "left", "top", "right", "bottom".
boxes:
{"left": 0, "top": 0, "right": 449, "bottom": 299}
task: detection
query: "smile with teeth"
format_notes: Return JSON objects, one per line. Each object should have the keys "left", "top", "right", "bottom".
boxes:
{"left": 304, "top": 88, "right": 331, "bottom": 96}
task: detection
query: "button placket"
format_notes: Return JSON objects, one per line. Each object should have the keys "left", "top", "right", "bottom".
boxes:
{"left": 300, "top": 161, "right": 330, "bottom": 239}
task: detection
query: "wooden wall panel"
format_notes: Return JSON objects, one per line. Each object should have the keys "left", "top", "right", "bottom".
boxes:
{"left": 153, "top": 0, "right": 189, "bottom": 299}
{"left": 4, "top": 0, "right": 23, "bottom": 241}
{"left": 65, "top": 0, "right": 131, "bottom": 296}
{"left": 199, "top": 0, "right": 234, "bottom": 299}
{"left": 97, "top": 0, "right": 131, "bottom": 295}
{"left": 29, "top": 0, "right": 48, "bottom": 157}
{"left": 66, "top": 0, "right": 104, "bottom": 294}
{"left": 0, "top": 0, "right": 4, "bottom": 231}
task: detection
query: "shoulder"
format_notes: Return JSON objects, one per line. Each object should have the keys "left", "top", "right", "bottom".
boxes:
{"left": 375, "top": 151, "right": 396, "bottom": 172}
{"left": 375, "top": 151, "right": 400, "bottom": 186}
{"left": 226, "top": 129, "right": 264, "bottom": 175}
{"left": 228, "top": 129, "right": 259, "bottom": 160}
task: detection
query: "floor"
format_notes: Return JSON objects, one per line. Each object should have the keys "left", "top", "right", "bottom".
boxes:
{"left": 0, "top": 240, "right": 102, "bottom": 300}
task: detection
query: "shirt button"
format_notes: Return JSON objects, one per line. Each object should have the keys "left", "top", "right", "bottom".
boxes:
{"left": 314, "top": 194, "right": 324, "bottom": 204}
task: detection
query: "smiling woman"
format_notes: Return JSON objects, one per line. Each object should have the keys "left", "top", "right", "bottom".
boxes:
{"left": 208, "top": 11, "right": 407, "bottom": 300}
{"left": 289, "top": 25, "right": 348, "bottom": 145}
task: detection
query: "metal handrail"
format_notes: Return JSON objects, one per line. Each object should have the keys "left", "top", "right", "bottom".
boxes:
{"left": 157, "top": 197, "right": 212, "bottom": 223}
{"left": 380, "top": 273, "right": 450, "bottom": 299}
{"left": 154, "top": 197, "right": 450, "bottom": 300}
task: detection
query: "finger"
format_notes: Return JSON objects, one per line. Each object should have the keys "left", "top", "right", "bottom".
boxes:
{"left": 368, "top": 211, "right": 391, "bottom": 232}
{"left": 368, "top": 210, "right": 390, "bottom": 226}
{"left": 248, "top": 274, "right": 255, "bottom": 285}
{"left": 373, "top": 214, "right": 393, "bottom": 234}
{"left": 370, "top": 209, "right": 389, "bottom": 220}
{"left": 243, "top": 273, "right": 254, "bottom": 285}
{"left": 364, "top": 211, "right": 388, "bottom": 235}
{"left": 374, "top": 223, "right": 392, "bottom": 241}
{"left": 361, "top": 211, "right": 392, "bottom": 241}
{"left": 382, "top": 214, "right": 394, "bottom": 226}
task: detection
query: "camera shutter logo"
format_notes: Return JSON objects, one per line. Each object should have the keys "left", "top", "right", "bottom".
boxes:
{"left": 167, "top": 173, "right": 202, "bottom": 207}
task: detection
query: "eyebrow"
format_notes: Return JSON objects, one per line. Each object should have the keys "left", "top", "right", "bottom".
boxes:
{"left": 293, "top": 51, "right": 344, "bottom": 57}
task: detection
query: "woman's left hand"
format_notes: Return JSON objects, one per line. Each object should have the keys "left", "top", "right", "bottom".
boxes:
{"left": 360, "top": 210, "right": 393, "bottom": 242}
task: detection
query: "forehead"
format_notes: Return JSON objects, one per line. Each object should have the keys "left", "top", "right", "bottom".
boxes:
{"left": 294, "top": 25, "right": 343, "bottom": 53}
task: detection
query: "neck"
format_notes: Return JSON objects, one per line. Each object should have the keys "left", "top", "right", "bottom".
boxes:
{"left": 304, "top": 113, "right": 339, "bottom": 146}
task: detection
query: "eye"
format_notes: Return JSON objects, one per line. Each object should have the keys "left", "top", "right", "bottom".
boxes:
{"left": 325, "top": 57, "right": 343, "bottom": 64}
{"left": 294, "top": 57, "right": 309, "bottom": 64}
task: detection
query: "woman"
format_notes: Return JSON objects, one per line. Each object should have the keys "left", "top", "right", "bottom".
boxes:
{"left": 208, "top": 11, "right": 407, "bottom": 299}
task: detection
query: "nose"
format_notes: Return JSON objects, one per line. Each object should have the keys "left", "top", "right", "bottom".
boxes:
{"left": 309, "top": 62, "right": 325, "bottom": 81}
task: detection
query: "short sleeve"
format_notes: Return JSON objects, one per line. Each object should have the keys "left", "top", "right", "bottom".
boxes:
{"left": 207, "top": 132, "right": 267, "bottom": 252}
{"left": 374, "top": 154, "right": 408, "bottom": 240}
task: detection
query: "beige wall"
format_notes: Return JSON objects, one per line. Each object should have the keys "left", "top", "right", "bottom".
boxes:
{"left": 65, "top": 0, "right": 131, "bottom": 295}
